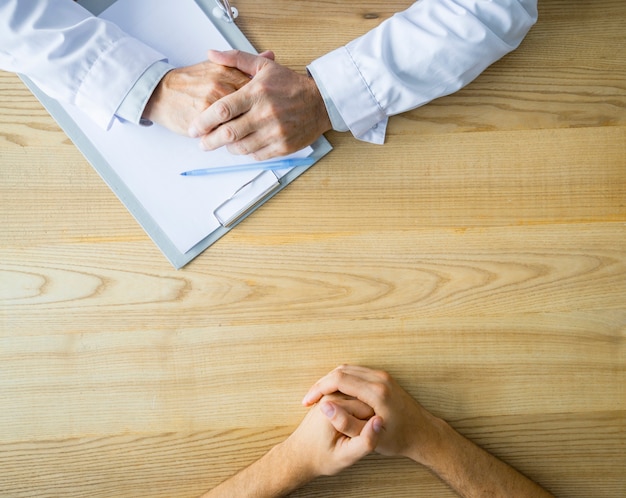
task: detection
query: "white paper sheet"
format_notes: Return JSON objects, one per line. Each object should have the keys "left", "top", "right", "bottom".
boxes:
{"left": 62, "top": 0, "right": 311, "bottom": 253}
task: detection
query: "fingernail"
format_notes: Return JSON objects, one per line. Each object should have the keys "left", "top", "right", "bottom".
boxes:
{"left": 198, "top": 140, "right": 208, "bottom": 151}
{"left": 373, "top": 417, "right": 383, "bottom": 434}
{"left": 320, "top": 402, "right": 335, "bottom": 418}
{"left": 188, "top": 126, "right": 198, "bottom": 138}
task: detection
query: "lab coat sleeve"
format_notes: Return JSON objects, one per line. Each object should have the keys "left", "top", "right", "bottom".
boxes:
{"left": 307, "top": 0, "right": 538, "bottom": 144}
{"left": 0, "top": 0, "right": 167, "bottom": 129}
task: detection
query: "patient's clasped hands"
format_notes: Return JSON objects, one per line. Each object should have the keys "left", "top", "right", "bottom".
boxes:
{"left": 202, "top": 365, "right": 554, "bottom": 497}
{"left": 293, "top": 365, "right": 443, "bottom": 477}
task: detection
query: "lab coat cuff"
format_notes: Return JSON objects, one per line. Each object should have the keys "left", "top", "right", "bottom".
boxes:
{"left": 307, "top": 65, "right": 349, "bottom": 132}
{"left": 308, "top": 46, "right": 387, "bottom": 144}
{"left": 115, "top": 60, "right": 174, "bottom": 126}
{"left": 75, "top": 36, "right": 166, "bottom": 130}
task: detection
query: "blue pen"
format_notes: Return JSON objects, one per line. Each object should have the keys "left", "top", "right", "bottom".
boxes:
{"left": 180, "top": 157, "right": 316, "bottom": 176}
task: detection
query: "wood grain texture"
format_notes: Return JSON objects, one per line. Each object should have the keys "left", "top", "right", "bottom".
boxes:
{"left": 1, "top": 1, "right": 625, "bottom": 497}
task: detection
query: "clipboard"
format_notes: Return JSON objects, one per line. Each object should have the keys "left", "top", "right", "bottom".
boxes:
{"left": 19, "top": 0, "right": 332, "bottom": 269}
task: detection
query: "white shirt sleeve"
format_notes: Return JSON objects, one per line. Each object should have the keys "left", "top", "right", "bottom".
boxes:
{"left": 115, "top": 60, "right": 174, "bottom": 126}
{"left": 0, "top": 0, "right": 167, "bottom": 130}
{"left": 307, "top": 0, "right": 538, "bottom": 144}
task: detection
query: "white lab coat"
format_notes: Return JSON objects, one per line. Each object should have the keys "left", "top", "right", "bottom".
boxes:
{"left": 0, "top": 0, "right": 537, "bottom": 143}
{"left": 0, "top": 0, "right": 165, "bottom": 129}
{"left": 308, "top": 0, "right": 538, "bottom": 143}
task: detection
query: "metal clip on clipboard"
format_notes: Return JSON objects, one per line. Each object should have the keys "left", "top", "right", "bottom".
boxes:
{"left": 213, "top": 0, "right": 238, "bottom": 22}
{"left": 213, "top": 170, "right": 282, "bottom": 228}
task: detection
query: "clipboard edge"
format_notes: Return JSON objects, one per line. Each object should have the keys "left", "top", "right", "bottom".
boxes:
{"left": 182, "top": 135, "right": 332, "bottom": 269}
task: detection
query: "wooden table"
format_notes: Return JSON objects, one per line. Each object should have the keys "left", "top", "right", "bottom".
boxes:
{"left": 1, "top": 1, "right": 624, "bottom": 496}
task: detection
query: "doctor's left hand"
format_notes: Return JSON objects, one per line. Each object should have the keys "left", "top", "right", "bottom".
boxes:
{"left": 189, "top": 50, "right": 333, "bottom": 160}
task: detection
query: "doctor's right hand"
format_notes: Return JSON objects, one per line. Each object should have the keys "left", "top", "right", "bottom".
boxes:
{"left": 142, "top": 59, "right": 250, "bottom": 136}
